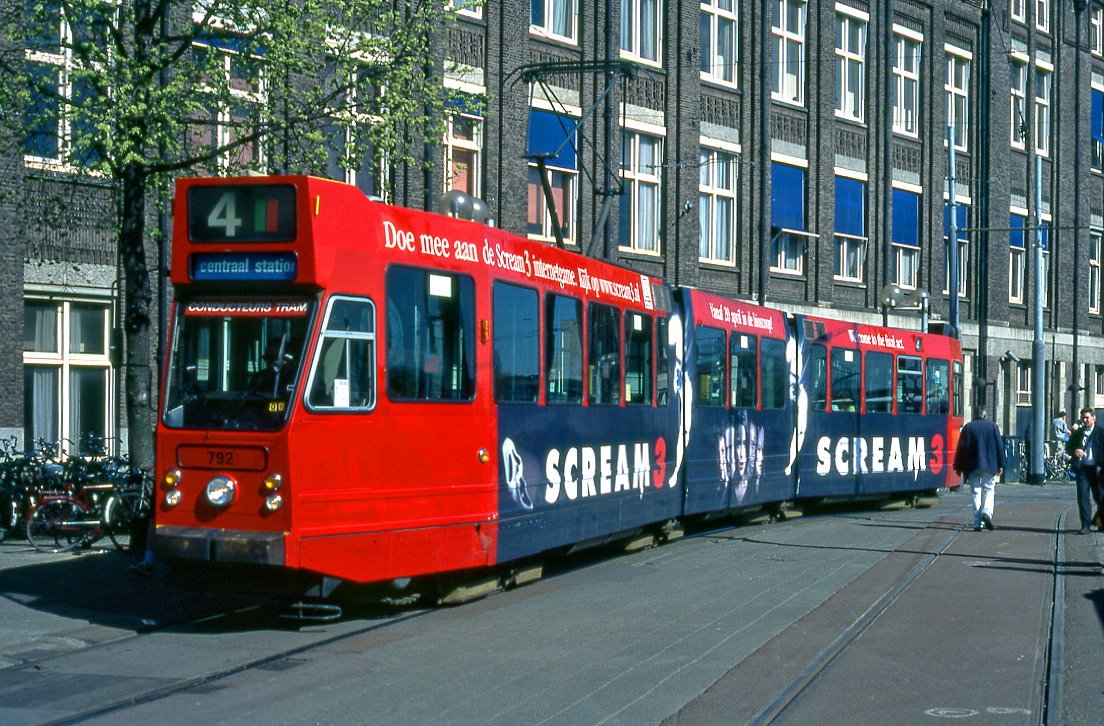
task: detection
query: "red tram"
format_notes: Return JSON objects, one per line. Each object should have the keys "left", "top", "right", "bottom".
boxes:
{"left": 154, "top": 175, "right": 962, "bottom": 604}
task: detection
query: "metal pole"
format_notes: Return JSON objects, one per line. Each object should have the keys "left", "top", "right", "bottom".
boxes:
{"left": 1030, "top": 155, "right": 1046, "bottom": 484}
{"left": 947, "top": 125, "right": 960, "bottom": 337}
{"left": 1072, "top": 0, "right": 1086, "bottom": 413}
{"left": 758, "top": 0, "right": 771, "bottom": 306}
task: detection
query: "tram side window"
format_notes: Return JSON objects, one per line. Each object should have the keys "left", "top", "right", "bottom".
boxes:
{"left": 952, "top": 361, "right": 963, "bottom": 417}
{"left": 695, "top": 326, "right": 726, "bottom": 406}
{"left": 546, "top": 293, "right": 583, "bottom": 404}
{"left": 896, "top": 355, "right": 923, "bottom": 414}
{"left": 760, "top": 337, "right": 787, "bottom": 409}
{"left": 730, "top": 333, "right": 757, "bottom": 408}
{"left": 385, "top": 267, "right": 475, "bottom": 401}
{"left": 830, "top": 348, "right": 859, "bottom": 412}
{"left": 808, "top": 343, "right": 827, "bottom": 412}
{"left": 656, "top": 317, "right": 670, "bottom": 405}
{"left": 625, "top": 311, "right": 652, "bottom": 405}
{"left": 493, "top": 282, "right": 539, "bottom": 403}
{"left": 864, "top": 351, "right": 893, "bottom": 414}
{"left": 926, "top": 358, "right": 950, "bottom": 415}
{"left": 307, "top": 297, "right": 375, "bottom": 410}
{"left": 588, "top": 303, "right": 622, "bottom": 405}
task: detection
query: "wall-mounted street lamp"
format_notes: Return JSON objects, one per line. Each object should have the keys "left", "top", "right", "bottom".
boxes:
{"left": 880, "top": 283, "right": 931, "bottom": 332}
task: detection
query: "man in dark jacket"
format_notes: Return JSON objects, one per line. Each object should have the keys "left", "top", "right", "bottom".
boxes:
{"left": 1066, "top": 407, "right": 1104, "bottom": 533}
{"left": 953, "top": 407, "right": 1005, "bottom": 531}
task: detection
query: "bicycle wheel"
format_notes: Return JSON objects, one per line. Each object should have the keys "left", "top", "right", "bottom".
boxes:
{"left": 26, "top": 498, "right": 92, "bottom": 553}
{"left": 103, "top": 489, "right": 144, "bottom": 551}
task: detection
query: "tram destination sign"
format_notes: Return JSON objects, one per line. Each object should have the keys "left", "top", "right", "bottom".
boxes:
{"left": 188, "top": 184, "right": 297, "bottom": 242}
{"left": 190, "top": 252, "right": 298, "bottom": 281}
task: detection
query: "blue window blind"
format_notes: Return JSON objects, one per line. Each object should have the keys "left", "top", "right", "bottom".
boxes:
{"left": 943, "top": 204, "right": 968, "bottom": 241}
{"left": 772, "top": 163, "right": 805, "bottom": 231}
{"left": 892, "top": 189, "right": 920, "bottom": 248}
{"left": 1010, "top": 213, "right": 1025, "bottom": 250}
{"left": 835, "top": 177, "right": 864, "bottom": 236}
{"left": 1092, "top": 90, "right": 1103, "bottom": 143}
{"left": 527, "top": 110, "right": 577, "bottom": 169}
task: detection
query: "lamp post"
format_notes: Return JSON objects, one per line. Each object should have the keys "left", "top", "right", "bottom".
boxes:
{"left": 880, "top": 283, "right": 931, "bottom": 331}
{"left": 1072, "top": 0, "right": 1087, "bottom": 414}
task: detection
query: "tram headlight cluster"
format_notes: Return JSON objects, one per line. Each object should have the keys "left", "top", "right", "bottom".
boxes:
{"left": 162, "top": 469, "right": 183, "bottom": 508}
{"left": 262, "top": 472, "right": 284, "bottom": 512}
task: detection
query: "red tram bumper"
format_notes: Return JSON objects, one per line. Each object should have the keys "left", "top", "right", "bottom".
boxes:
{"left": 155, "top": 525, "right": 285, "bottom": 566}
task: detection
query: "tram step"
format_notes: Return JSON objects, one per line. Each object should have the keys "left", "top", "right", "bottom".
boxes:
{"left": 438, "top": 574, "right": 500, "bottom": 605}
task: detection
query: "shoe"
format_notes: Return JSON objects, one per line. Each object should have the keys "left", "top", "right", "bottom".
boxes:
{"left": 129, "top": 562, "right": 153, "bottom": 577}
{"left": 973, "top": 524, "right": 983, "bottom": 531}
{"left": 981, "top": 513, "right": 995, "bottom": 531}
{"left": 1078, "top": 528, "right": 1090, "bottom": 535}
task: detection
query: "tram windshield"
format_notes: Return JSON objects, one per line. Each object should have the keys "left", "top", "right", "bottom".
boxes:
{"left": 162, "top": 300, "right": 313, "bottom": 431}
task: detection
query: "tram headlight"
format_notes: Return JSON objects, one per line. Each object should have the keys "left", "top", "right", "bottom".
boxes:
{"left": 163, "top": 489, "right": 182, "bottom": 508}
{"left": 205, "top": 476, "right": 237, "bottom": 508}
{"left": 264, "top": 493, "right": 283, "bottom": 512}
{"left": 262, "top": 473, "right": 283, "bottom": 491}
{"left": 162, "top": 469, "right": 182, "bottom": 489}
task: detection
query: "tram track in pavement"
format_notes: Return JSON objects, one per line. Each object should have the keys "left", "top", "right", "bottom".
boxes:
{"left": 709, "top": 505, "right": 1071, "bottom": 726}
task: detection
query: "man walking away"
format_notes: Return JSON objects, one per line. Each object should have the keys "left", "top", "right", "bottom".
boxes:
{"left": 1052, "top": 411, "right": 1070, "bottom": 444}
{"left": 954, "top": 407, "right": 1005, "bottom": 531}
{"left": 1066, "top": 407, "right": 1104, "bottom": 534}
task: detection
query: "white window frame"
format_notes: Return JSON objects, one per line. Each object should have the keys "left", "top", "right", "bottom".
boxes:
{"left": 833, "top": 170, "right": 867, "bottom": 283}
{"left": 531, "top": 0, "right": 578, "bottom": 44}
{"left": 892, "top": 27, "right": 922, "bottom": 137}
{"left": 621, "top": 0, "right": 662, "bottom": 65}
{"left": 190, "top": 38, "right": 267, "bottom": 173}
{"left": 698, "top": 143, "right": 740, "bottom": 266}
{"left": 449, "top": 0, "right": 482, "bottom": 18}
{"left": 701, "top": 0, "right": 739, "bottom": 87}
{"left": 1011, "top": 0, "right": 1026, "bottom": 23}
{"left": 1035, "top": 0, "right": 1049, "bottom": 33}
{"left": 945, "top": 45, "right": 971, "bottom": 151}
{"left": 1010, "top": 208, "right": 1028, "bottom": 304}
{"left": 771, "top": 0, "right": 807, "bottom": 106}
{"left": 527, "top": 105, "right": 580, "bottom": 246}
{"left": 1095, "top": 366, "right": 1104, "bottom": 409}
{"left": 1016, "top": 361, "right": 1032, "bottom": 406}
{"left": 620, "top": 127, "right": 664, "bottom": 255}
{"left": 1090, "top": 229, "right": 1102, "bottom": 314}
{"left": 1094, "top": 81, "right": 1104, "bottom": 172}
{"left": 1010, "top": 53, "right": 1027, "bottom": 150}
{"left": 835, "top": 6, "right": 867, "bottom": 122}
{"left": 23, "top": 298, "right": 115, "bottom": 456}
{"left": 1092, "top": 5, "right": 1103, "bottom": 57}
{"left": 1034, "top": 61, "right": 1052, "bottom": 157}
{"left": 445, "top": 112, "right": 483, "bottom": 198}
{"left": 942, "top": 195, "right": 970, "bottom": 298}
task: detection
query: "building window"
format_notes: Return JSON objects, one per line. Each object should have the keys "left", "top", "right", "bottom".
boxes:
{"left": 1091, "top": 229, "right": 1103, "bottom": 314}
{"left": 1011, "top": 0, "right": 1026, "bottom": 23}
{"left": 771, "top": 162, "right": 808, "bottom": 274}
{"left": 622, "top": 0, "right": 662, "bottom": 64}
{"left": 893, "top": 29, "right": 921, "bottom": 137}
{"left": 1034, "top": 64, "right": 1052, "bottom": 157}
{"left": 188, "top": 38, "right": 266, "bottom": 172}
{"left": 449, "top": 0, "right": 482, "bottom": 17}
{"left": 1016, "top": 361, "right": 1032, "bottom": 406}
{"left": 1092, "top": 88, "right": 1103, "bottom": 172}
{"left": 1092, "top": 5, "right": 1103, "bottom": 57}
{"left": 619, "top": 130, "right": 663, "bottom": 255}
{"left": 531, "top": 0, "right": 577, "bottom": 43}
{"left": 771, "top": 0, "right": 807, "bottom": 105}
{"left": 943, "top": 203, "right": 969, "bottom": 298}
{"left": 834, "top": 176, "right": 866, "bottom": 282}
{"left": 892, "top": 188, "right": 920, "bottom": 288}
{"left": 698, "top": 147, "right": 739, "bottom": 265}
{"left": 23, "top": 3, "right": 111, "bottom": 167}
{"left": 1095, "top": 366, "right": 1104, "bottom": 409}
{"left": 1011, "top": 56, "right": 1027, "bottom": 149}
{"left": 1010, "top": 213, "right": 1026, "bottom": 304}
{"left": 446, "top": 112, "right": 482, "bottom": 198}
{"left": 835, "top": 9, "right": 866, "bottom": 122}
{"left": 701, "top": 0, "right": 738, "bottom": 86}
{"left": 1035, "top": 0, "right": 1049, "bottom": 33}
{"left": 23, "top": 300, "right": 113, "bottom": 455}
{"left": 527, "top": 110, "right": 577, "bottom": 244}
{"left": 945, "top": 47, "right": 970, "bottom": 151}
{"left": 1040, "top": 220, "right": 1050, "bottom": 308}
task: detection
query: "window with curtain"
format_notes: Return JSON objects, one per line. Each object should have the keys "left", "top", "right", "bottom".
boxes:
{"left": 945, "top": 47, "right": 971, "bottom": 151}
{"left": 23, "top": 300, "right": 113, "bottom": 455}
{"left": 834, "top": 176, "right": 866, "bottom": 282}
{"left": 771, "top": 0, "right": 807, "bottom": 105}
{"left": 701, "top": 0, "right": 738, "bottom": 85}
{"left": 698, "top": 146, "right": 739, "bottom": 265}
{"left": 622, "top": 0, "right": 661, "bottom": 64}
{"left": 892, "top": 188, "right": 920, "bottom": 289}
{"left": 619, "top": 130, "right": 663, "bottom": 254}
{"left": 892, "top": 29, "right": 922, "bottom": 136}
{"left": 527, "top": 110, "right": 578, "bottom": 244}
{"left": 1009, "top": 213, "right": 1026, "bottom": 304}
{"left": 1091, "top": 88, "right": 1102, "bottom": 172}
{"left": 943, "top": 203, "right": 969, "bottom": 297}
{"left": 531, "top": 0, "right": 577, "bottom": 42}
{"left": 771, "top": 162, "right": 808, "bottom": 274}
{"left": 835, "top": 9, "right": 866, "bottom": 121}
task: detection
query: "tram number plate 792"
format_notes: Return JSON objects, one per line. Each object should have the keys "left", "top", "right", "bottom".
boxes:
{"left": 177, "top": 445, "right": 267, "bottom": 471}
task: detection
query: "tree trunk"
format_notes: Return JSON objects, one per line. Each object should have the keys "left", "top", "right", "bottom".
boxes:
{"left": 119, "top": 163, "right": 155, "bottom": 477}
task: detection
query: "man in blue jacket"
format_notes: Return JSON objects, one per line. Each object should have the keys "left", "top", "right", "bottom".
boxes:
{"left": 953, "top": 407, "right": 1005, "bottom": 531}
